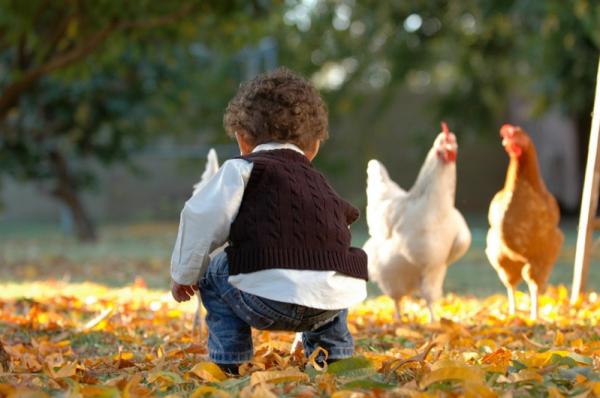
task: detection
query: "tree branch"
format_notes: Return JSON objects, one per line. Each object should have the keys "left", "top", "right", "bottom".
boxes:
{"left": 40, "top": 13, "right": 72, "bottom": 64}
{"left": 16, "top": 32, "right": 28, "bottom": 70}
{"left": 0, "top": 2, "right": 199, "bottom": 128}
{"left": 117, "top": 3, "right": 197, "bottom": 30}
{"left": 0, "top": 22, "right": 117, "bottom": 122}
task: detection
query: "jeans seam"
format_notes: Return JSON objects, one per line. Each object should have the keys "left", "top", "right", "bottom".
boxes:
{"left": 210, "top": 351, "right": 254, "bottom": 364}
{"left": 222, "top": 289, "right": 275, "bottom": 330}
{"left": 242, "top": 293, "right": 298, "bottom": 325}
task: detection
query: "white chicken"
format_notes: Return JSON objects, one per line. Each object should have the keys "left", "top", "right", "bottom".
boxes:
{"left": 363, "top": 123, "right": 471, "bottom": 322}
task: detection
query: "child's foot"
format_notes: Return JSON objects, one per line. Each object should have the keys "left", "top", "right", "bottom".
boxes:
{"left": 216, "top": 363, "right": 240, "bottom": 376}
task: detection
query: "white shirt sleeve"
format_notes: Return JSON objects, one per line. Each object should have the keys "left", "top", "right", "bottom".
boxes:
{"left": 170, "top": 159, "right": 253, "bottom": 285}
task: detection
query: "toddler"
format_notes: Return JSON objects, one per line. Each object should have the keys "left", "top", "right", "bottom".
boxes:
{"left": 170, "top": 67, "right": 368, "bottom": 374}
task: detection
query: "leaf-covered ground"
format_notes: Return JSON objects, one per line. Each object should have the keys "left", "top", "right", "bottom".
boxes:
{"left": 1, "top": 282, "right": 600, "bottom": 397}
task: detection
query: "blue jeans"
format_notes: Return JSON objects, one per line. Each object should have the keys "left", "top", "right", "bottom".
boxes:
{"left": 199, "top": 252, "right": 354, "bottom": 364}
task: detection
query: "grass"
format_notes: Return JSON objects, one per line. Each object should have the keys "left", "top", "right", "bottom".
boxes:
{"left": 0, "top": 216, "right": 599, "bottom": 296}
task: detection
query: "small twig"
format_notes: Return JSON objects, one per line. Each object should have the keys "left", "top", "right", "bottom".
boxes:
{"left": 520, "top": 333, "right": 546, "bottom": 350}
{"left": 0, "top": 340, "right": 11, "bottom": 373}
{"left": 385, "top": 341, "right": 436, "bottom": 381}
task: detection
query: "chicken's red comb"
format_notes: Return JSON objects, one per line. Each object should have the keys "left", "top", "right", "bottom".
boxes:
{"left": 441, "top": 121, "right": 450, "bottom": 138}
{"left": 500, "top": 124, "right": 516, "bottom": 138}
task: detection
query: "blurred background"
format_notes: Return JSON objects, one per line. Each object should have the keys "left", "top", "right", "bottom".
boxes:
{"left": 1, "top": 0, "right": 599, "bottom": 296}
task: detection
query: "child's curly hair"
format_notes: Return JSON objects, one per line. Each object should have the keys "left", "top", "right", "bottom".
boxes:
{"left": 223, "top": 67, "right": 329, "bottom": 151}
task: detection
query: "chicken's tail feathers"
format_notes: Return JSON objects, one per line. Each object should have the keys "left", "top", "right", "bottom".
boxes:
{"left": 367, "top": 159, "right": 392, "bottom": 188}
{"left": 366, "top": 159, "right": 405, "bottom": 200}
{"left": 193, "top": 148, "right": 220, "bottom": 195}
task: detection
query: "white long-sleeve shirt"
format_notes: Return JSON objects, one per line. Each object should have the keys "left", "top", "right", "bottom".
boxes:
{"left": 170, "top": 142, "right": 367, "bottom": 310}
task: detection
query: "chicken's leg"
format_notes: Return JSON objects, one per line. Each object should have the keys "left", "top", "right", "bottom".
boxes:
{"left": 427, "top": 302, "right": 436, "bottom": 323}
{"left": 507, "top": 285, "right": 516, "bottom": 316}
{"left": 192, "top": 294, "right": 203, "bottom": 342}
{"left": 394, "top": 299, "right": 402, "bottom": 322}
{"left": 528, "top": 283, "right": 539, "bottom": 321}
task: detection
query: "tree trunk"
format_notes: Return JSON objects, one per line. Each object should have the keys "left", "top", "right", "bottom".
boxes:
{"left": 49, "top": 151, "right": 97, "bottom": 242}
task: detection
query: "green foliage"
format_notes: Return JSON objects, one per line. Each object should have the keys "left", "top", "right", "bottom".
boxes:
{"left": 1, "top": 0, "right": 599, "bottom": 232}
{"left": 0, "top": 0, "right": 279, "bottom": 238}
{"left": 278, "top": 0, "right": 600, "bottom": 135}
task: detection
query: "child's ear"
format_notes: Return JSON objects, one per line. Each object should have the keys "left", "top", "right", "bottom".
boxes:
{"left": 235, "top": 131, "right": 255, "bottom": 155}
{"left": 305, "top": 140, "right": 320, "bottom": 161}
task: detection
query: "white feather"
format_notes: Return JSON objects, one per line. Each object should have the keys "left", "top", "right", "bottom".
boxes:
{"left": 193, "top": 148, "right": 220, "bottom": 195}
{"left": 192, "top": 148, "right": 220, "bottom": 340}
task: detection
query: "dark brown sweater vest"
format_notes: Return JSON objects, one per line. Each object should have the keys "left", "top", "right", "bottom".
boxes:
{"left": 225, "top": 149, "right": 368, "bottom": 280}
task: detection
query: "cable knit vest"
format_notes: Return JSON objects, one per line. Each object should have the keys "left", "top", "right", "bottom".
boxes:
{"left": 225, "top": 149, "right": 368, "bottom": 280}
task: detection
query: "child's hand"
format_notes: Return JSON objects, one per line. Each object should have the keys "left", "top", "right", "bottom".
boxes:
{"left": 171, "top": 280, "right": 197, "bottom": 302}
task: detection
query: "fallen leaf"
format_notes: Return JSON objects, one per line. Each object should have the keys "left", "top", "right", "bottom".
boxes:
{"left": 250, "top": 367, "right": 309, "bottom": 386}
{"left": 189, "top": 361, "right": 228, "bottom": 382}
{"left": 420, "top": 362, "right": 485, "bottom": 387}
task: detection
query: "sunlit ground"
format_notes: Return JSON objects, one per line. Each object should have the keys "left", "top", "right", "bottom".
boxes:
{"left": 1, "top": 220, "right": 600, "bottom": 397}
{"left": 1, "top": 281, "right": 600, "bottom": 397}
{"left": 1, "top": 217, "right": 598, "bottom": 295}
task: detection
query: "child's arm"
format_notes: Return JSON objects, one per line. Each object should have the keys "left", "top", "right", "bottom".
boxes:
{"left": 170, "top": 159, "right": 251, "bottom": 296}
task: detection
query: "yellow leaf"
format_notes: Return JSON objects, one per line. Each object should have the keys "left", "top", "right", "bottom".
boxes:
{"left": 113, "top": 351, "right": 134, "bottom": 361}
{"left": 48, "top": 362, "right": 78, "bottom": 379}
{"left": 0, "top": 385, "right": 14, "bottom": 395}
{"left": 463, "top": 380, "right": 497, "bottom": 398}
{"left": 189, "top": 362, "right": 228, "bottom": 382}
{"left": 250, "top": 367, "right": 309, "bottom": 386}
{"left": 146, "top": 371, "right": 183, "bottom": 391}
{"left": 79, "top": 385, "right": 120, "bottom": 398}
{"left": 395, "top": 327, "right": 424, "bottom": 340}
{"left": 122, "top": 375, "right": 145, "bottom": 398}
{"left": 240, "top": 383, "right": 278, "bottom": 398}
{"left": 331, "top": 391, "right": 367, "bottom": 398}
{"left": 589, "top": 381, "right": 600, "bottom": 396}
{"left": 575, "top": 374, "right": 587, "bottom": 385}
{"left": 307, "top": 347, "right": 328, "bottom": 371}
{"left": 255, "top": 340, "right": 291, "bottom": 353}
{"left": 481, "top": 348, "right": 512, "bottom": 366}
{"left": 571, "top": 338, "right": 584, "bottom": 349}
{"left": 554, "top": 330, "right": 565, "bottom": 346}
{"left": 548, "top": 386, "right": 564, "bottom": 398}
{"left": 420, "top": 364, "right": 485, "bottom": 387}
{"left": 190, "top": 386, "right": 231, "bottom": 398}
{"left": 387, "top": 388, "right": 422, "bottom": 397}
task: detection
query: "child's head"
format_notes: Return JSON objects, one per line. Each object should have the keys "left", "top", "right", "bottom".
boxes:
{"left": 223, "top": 67, "right": 328, "bottom": 158}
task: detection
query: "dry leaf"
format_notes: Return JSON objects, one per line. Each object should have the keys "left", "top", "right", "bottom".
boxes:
{"left": 189, "top": 361, "right": 228, "bottom": 382}
{"left": 250, "top": 367, "right": 309, "bottom": 386}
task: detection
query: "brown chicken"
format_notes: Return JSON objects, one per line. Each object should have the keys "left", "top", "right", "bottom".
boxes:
{"left": 486, "top": 124, "right": 563, "bottom": 320}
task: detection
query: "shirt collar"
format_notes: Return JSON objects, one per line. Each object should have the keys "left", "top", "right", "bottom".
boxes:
{"left": 252, "top": 142, "right": 305, "bottom": 155}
